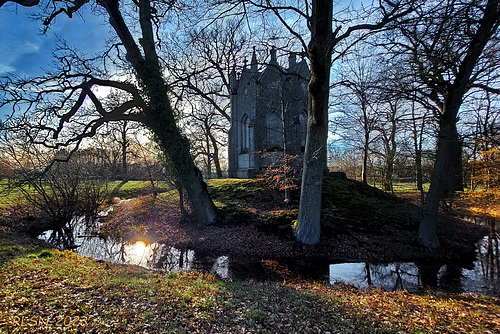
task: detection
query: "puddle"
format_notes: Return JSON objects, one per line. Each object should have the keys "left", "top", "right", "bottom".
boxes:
{"left": 40, "top": 214, "right": 500, "bottom": 296}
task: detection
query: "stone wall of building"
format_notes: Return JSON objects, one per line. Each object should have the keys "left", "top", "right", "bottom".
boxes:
{"left": 228, "top": 48, "right": 309, "bottom": 178}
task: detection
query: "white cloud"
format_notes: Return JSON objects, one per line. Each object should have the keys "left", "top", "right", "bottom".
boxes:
{"left": 0, "top": 63, "right": 15, "bottom": 75}
{"left": 21, "top": 41, "right": 41, "bottom": 54}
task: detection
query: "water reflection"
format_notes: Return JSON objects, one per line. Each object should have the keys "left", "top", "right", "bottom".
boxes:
{"left": 158, "top": 247, "right": 195, "bottom": 271}
{"left": 329, "top": 220, "right": 500, "bottom": 295}
{"left": 210, "top": 256, "right": 230, "bottom": 279}
{"left": 47, "top": 220, "right": 231, "bottom": 279}
{"left": 39, "top": 214, "right": 500, "bottom": 295}
{"left": 330, "top": 263, "right": 421, "bottom": 291}
{"left": 478, "top": 219, "right": 499, "bottom": 279}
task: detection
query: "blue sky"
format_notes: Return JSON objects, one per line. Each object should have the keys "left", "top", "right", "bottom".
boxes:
{"left": 0, "top": 3, "right": 110, "bottom": 77}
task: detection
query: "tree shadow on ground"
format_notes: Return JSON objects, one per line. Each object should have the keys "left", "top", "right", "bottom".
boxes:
{"left": 0, "top": 230, "right": 46, "bottom": 267}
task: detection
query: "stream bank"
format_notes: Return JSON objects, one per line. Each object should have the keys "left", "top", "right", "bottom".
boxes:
{"left": 38, "top": 194, "right": 499, "bottom": 296}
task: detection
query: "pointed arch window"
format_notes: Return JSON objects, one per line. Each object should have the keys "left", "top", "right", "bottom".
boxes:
{"left": 241, "top": 114, "right": 250, "bottom": 153}
{"left": 299, "top": 111, "right": 307, "bottom": 151}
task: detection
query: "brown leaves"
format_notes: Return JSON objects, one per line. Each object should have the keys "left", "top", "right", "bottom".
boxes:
{"left": 1, "top": 248, "right": 500, "bottom": 333}
{"left": 293, "top": 282, "right": 500, "bottom": 333}
{"left": 1, "top": 250, "right": 224, "bottom": 333}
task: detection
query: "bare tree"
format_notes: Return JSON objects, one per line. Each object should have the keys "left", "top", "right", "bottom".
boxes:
{"left": 375, "top": 99, "right": 402, "bottom": 192}
{"left": 104, "top": 120, "right": 143, "bottom": 182}
{"left": 462, "top": 90, "right": 500, "bottom": 189}
{"left": 333, "top": 49, "right": 382, "bottom": 184}
{"left": 128, "top": 133, "right": 164, "bottom": 196}
{"left": 0, "top": 140, "right": 109, "bottom": 247}
{"left": 0, "top": 0, "right": 217, "bottom": 227}
{"left": 382, "top": 0, "right": 500, "bottom": 247}
{"left": 408, "top": 100, "right": 431, "bottom": 205}
{"left": 244, "top": 1, "right": 415, "bottom": 244}
{"left": 226, "top": 0, "right": 416, "bottom": 244}
{"left": 165, "top": 19, "right": 249, "bottom": 123}
{"left": 183, "top": 100, "right": 227, "bottom": 179}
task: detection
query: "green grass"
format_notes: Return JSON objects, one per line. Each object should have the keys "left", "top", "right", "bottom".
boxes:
{"left": 0, "top": 180, "right": 30, "bottom": 210}
{"left": 0, "top": 230, "right": 45, "bottom": 267}
{"left": 321, "top": 176, "right": 418, "bottom": 234}
{"left": 107, "top": 180, "right": 172, "bottom": 199}
{"left": 0, "top": 179, "right": 172, "bottom": 210}
{"left": 207, "top": 178, "right": 265, "bottom": 201}
{"left": 207, "top": 177, "right": 419, "bottom": 236}
{"left": 389, "top": 182, "right": 430, "bottom": 202}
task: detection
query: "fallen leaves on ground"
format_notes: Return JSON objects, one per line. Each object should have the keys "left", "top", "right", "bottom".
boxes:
{"left": 1, "top": 249, "right": 499, "bottom": 333}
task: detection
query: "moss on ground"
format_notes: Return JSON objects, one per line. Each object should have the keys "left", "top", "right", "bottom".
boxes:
{"left": 108, "top": 181, "right": 172, "bottom": 199}
{"left": 0, "top": 229, "right": 46, "bottom": 267}
{"left": 207, "top": 176, "right": 418, "bottom": 237}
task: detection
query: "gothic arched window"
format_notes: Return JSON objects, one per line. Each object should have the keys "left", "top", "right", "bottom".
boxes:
{"left": 299, "top": 111, "right": 307, "bottom": 151}
{"left": 241, "top": 114, "right": 250, "bottom": 153}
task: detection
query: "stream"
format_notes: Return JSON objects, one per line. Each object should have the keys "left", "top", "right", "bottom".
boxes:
{"left": 40, "top": 215, "right": 500, "bottom": 296}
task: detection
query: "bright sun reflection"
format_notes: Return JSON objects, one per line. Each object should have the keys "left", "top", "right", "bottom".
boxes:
{"left": 125, "top": 240, "right": 151, "bottom": 266}
{"left": 131, "top": 240, "right": 147, "bottom": 254}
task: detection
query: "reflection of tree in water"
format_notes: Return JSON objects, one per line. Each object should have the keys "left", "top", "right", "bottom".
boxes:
{"left": 415, "top": 262, "right": 441, "bottom": 287}
{"left": 479, "top": 220, "right": 499, "bottom": 279}
{"left": 157, "top": 247, "right": 195, "bottom": 272}
{"left": 393, "top": 264, "right": 404, "bottom": 291}
{"left": 440, "top": 264, "right": 462, "bottom": 293}
{"left": 76, "top": 232, "right": 123, "bottom": 263}
{"left": 364, "top": 263, "right": 372, "bottom": 286}
{"left": 363, "top": 263, "right": 420, "bottom": 291}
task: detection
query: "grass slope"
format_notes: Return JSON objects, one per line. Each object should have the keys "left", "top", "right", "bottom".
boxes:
{"left": 0, "top": 240, "right": 498, "bottom": 333}
{"left": 206, "top": 177, "right": 482, "bottom": 263}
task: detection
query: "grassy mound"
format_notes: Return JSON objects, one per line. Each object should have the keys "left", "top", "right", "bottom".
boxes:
{"left": 320, "top": 176, "right": 419, "bottom": 235}
{"left": 207, "top": 176, "right": 418, "bottom": 238}
{"left": 206, "top": 177, "right": 484, "bottom": 263}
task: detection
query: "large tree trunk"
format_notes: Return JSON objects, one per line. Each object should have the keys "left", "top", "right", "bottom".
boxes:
{"left": 148, "top": 99, "right": 216, "bottom": 228}
{"left": 384, "top": 154, "right": 395, "bottom": 192}
{"left": 415, "top": 148, "right": 425, "bottom": 205}
{"left": 419, "top": 0, "right": 500, "bottom": 247}
{"left": 361, "top": 102, "right": 370, "bottom": 184}
{"left": 295, "top": 0, "right": 332, "bottom": 245}
{"left": 384, "top": 108, "right": 398, "bottom": 193}
{"left": 419, "top": 118, "right": 458, "bottom": 248}
{"left": 411, "top": 104, "right": 425, "bottom": 205}
{"left": 101, "top": 0, "right": 216, "bottom": 227}
{"left": 361, "top": 138, "right": 369, "bottom": 184}
{"left": 204, "top": 129, "right": 212, "bottom": 179}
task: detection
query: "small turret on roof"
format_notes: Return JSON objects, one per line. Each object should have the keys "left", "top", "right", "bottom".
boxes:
{"left": 288, "top": 52, "right": 297, "bottom": 72}
{"left": 270, "top": 46, "right": 278, "bottom": 66}
{"left": 230, "top": 65, "right": 238, "bottom": 95}
{"left": 251, "top": 46, "right": 258, "bottom": 73}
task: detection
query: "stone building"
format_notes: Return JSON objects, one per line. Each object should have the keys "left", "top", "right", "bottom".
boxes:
{"left": 227, "top": 47, "right": 309, "bottom": 178}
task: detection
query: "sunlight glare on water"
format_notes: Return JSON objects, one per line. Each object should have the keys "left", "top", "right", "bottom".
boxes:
{"left": 125, "top": 240, "right": 153, "bottom": 267}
